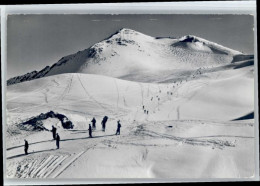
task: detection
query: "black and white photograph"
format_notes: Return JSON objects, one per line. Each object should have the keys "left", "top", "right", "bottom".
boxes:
{"left": 2, "top": 3, "right": 258, "bottom": 182}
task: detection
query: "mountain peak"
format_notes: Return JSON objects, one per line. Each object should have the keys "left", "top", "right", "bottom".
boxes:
{"left": 104, "top": 28, "right": 140, "bottom": 41}
{"left": 118, "top": 28, "right": 139, "bottom": 33}
{"left": 179, "top": 35, "right": 198, "bottom": 42}
{"left": 112, "top": 28, "right": 146, "bottom": 38}
{"left": 7, "top": 29, "right": 245, "bottom": 86}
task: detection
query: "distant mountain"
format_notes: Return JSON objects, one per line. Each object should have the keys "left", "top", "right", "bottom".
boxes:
{"left": 7, "top": 28, "right": 248, "bottom": 86}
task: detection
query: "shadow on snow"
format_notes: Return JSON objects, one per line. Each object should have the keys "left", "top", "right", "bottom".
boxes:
{"left": 7, "top": 148, "right": 56, "bottom": 160}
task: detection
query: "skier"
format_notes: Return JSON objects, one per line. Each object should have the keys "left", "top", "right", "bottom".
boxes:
{"left": 24, "top": 139, "right": 29, "bottom": 155}
{"left": 143, "top": 105, "right": 145, "bottom": 110}
{"left": 144, "top": 109, "right": 146, "bottom": 114}
{"left": 56, "top": 133, "right": 60, "bottom": 149}
{"left": 147, "top": 110, "right": 149, "bottom": 114}
{"left": 115, "top": 120, "right": 121, "bottom": 135}
{"left": 89, "top": 124, "right": 93, "bottom": 138}
{"left": 51, "top": 125, "right": 57, "bottom": 140}
{"left": 91, "top": 117, "right": 96, "bottom": 130}
{"left": 101, "top": 116, "right": 108, "bottom": 132}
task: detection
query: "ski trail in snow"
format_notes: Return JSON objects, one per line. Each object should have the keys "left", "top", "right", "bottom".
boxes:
{"left": 52, "top": 79, "right": 60, "bottom": 86}
{"left": 43, "top": 91, "right": 48, "bottom": 103}
{"left": 7, "top": 82, "right": 51, "bottom": 102}
{"left": 122, "top": 85, "right": 130, "bottom": 108}
{"left": 147, "top": 84, "right": 150, "bottom": 98}
{"left": 43, "top": 155, "right": 69, "bottom": 178}
{"left": 15, "top": 155, "right": 69, "bottom": 178}
{"left": 8, "top": 75, "right": 74, "bottom": 113}
{"left": 51, "top": 151, "right": 85, "bottom": 178}
{"left": 177, "top": 106, "right": 180, "bottom": 120}
{"left": 23, "top": 159, "right": 38, "bottom": 178}
{"left": 30, "top": 155, "right": 54, "bottom": 178}
{"left": 141, "top": 129, "right": 236, "bottom": 149}
{"left": 77, "top": 74, "right": 112, "bottom": 112}
{"left": 139, "top": 83, "right": 144, "bottom": 106}
{"left": 58, "top": 74, "right": 74, "bottom": 102}
{"left": 36, "top": 155, "right": 59, "bottom": 178}
{"left": 63, "top": 74, "right": 74, "bottom": 100}
{"left": 167, "top": 79, "right": 209, "bottom": 119}
{"left": 114, "top": 79, "right": 120, "bottom": 110}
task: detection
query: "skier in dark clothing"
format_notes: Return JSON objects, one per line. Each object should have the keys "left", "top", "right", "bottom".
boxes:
{"left": 51, "top": 125, "right": 57, "bottom": 140}
{"left": 89, "top": 124, "right": 93, "bottom": 138}
{"left": 101, "top": 116, "right": 108, "bottom": 132}
{"left": 91, "top": 117, "right": 96, "bottom": 130}
{"left": 56, "top": 133, "right": 60, "bottom": 149}
{"left": 24, "top": 139, "right": 29, "bottom": 155}
{"left": 116, "top": 120, "right": 121, "bottom": 135}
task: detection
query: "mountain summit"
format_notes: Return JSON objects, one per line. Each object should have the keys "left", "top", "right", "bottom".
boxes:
{"left": 7, "top": 28, "right": 246, "bottom": 85}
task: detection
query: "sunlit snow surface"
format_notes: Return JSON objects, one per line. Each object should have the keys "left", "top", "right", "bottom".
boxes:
{"left": 5, "top": 29, "right": 255, "bottom": 179}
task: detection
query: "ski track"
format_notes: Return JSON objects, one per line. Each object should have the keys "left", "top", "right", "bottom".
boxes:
{"left": 51, "top": 151, "right": 85, "bottom": 178}
{"left": 140, "top": 129, "right": 236, "bottom": 149}
{"left": 77, "top": 74, "right": 113, "bottom": 113}
{"left": 7, "top": 82, "right": 51, "bottom": 102}
{"left": 61, "top": 74, "right": 74, "bottom": 101}
{"left": 13, "top": 154, "right": 69, "bottom": 178}
{"left": 177, "top": 106, "right": 180, "bottom": 120}
{"left": 43, "top": 92, "right": 48, "bottom": 103}
{"left": 139, "top": 83, "right": 144, "bottom": 106}
{"left": 114, "top": 79, "right": 120, "bottom": 110}
{"left": 8, "top": 74, "right": 76, "bottom": 112}
{"left": 166, "top": 78, "right": 210, "bottom": 119}
{"left": 52, "top": 79, "right": 60, "bottom": 86}
{"left": 43, "top": 155, "right": 69, "bottom": 178}
{"left": 52, "top": 144, "right": 96, "bottom": 178}
{"left": 7, "top": 76, "right": 71, "bottom": 113}
{"left": 54, "top": 74, "right": 74, "bottom": 108}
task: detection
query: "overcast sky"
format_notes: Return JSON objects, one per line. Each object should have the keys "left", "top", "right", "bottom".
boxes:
{"left": 7, "top": 14, "right": 254, "bottom": 78}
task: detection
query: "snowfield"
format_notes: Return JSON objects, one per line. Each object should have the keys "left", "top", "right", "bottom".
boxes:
{"left": 5, "top": 28, "right": 255, "bottom": 179}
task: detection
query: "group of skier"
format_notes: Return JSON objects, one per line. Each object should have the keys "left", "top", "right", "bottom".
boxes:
{"left": 143, "top": 105, "right": 149, "bottom": 115}
{"left": 23, "top": 116, "right": 122, "bottom": 155}
{"left": 88, "top": 116, "right": 122, "bottom": 137}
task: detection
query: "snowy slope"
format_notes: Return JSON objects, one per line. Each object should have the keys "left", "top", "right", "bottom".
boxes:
{"left": 5, "top": 62, "right": 255, "bottom": 178}
{"left": 7, "top": 63, "right": 254, "bottom": 127}
{"left": 5, "top": 28, "right": 255, "bottom": 179}
{"left": 7, "top": 28, "right": 244, "bottom": 85}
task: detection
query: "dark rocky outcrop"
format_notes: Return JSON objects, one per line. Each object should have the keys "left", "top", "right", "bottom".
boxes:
{"left": 19, "top": 111, "right": 74, "bottom": 131}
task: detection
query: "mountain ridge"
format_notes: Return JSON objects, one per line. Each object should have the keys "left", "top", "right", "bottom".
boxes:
{"left": 7, "top": 28, "right": 246, "bottom": 86}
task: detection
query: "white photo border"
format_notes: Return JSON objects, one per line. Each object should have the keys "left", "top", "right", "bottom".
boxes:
{"left": 1, "top": 1, "right": 258, "bottom": 185}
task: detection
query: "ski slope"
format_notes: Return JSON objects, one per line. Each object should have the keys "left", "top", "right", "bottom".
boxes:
{"left": 5, "top": 60, "right": 255, "bottom": 178}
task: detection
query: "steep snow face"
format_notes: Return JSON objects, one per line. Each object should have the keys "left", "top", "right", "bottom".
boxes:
{"left": 7, "top": 28, "right": 243, "bottom": 85}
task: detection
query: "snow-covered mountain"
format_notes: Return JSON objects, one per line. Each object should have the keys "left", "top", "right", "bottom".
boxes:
{"left": 6, "top": 28, "right": 255, "bottom": 179}
{"left": 7, "top": 28, "right": 247, "bottom": 85}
